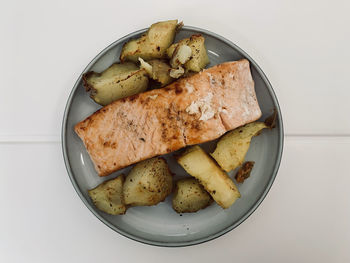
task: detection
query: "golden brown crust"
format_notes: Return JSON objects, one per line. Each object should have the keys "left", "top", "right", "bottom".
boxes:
{"left": 265, "top": 109, "right": 277, "bottom": 129}
{"left": 235, "top": 161, "right": 255, "bottom": 183}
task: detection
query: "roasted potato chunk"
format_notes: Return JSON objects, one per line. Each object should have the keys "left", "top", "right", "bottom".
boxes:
{"left": 167, "top": 38, "right": 189, "bottom": 58}
{"left": 148, "top": 59, "right": 174, "bottom": 86}
{"left": 138, "top": 57, "right": 153, "bottom": 76}
{"left": 167, "top": 34, "right": 209, "bottom": 72}
{"left": 170, "top": 44, "right": 192, "bottom": 68}
{"left": 177, "top": 146, "right": 240, "bottom": 209}
{"left": 169, "top": 66, "right": 185, "bottom": 78}
{"left": 88, "top": 175, "right": 126, "bottom": 215}
{"left": 120, "top": 20, "right": 179, "bottom": 62}
{"left": 123, "top": 157, "right": 173, "bottom": 206}
{"left": 211, "top": 122, "right": 267, "bottom": 172}
{"left": 139, "top": 58, "right": 174, "bottom": 87}
{"left": 83, "top": 62, "right": 148, "bottom": 106}
{"left": 172, "top": 178, "right": 212, "bottom": 213}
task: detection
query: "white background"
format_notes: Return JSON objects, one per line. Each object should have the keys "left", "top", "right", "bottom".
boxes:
{"left": 1, "top": 0, "right": 349, "bottom": 262}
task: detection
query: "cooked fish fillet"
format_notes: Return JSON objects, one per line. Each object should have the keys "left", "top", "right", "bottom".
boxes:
{"left": 75, "top": 59, "right": 261, "bottom": 176}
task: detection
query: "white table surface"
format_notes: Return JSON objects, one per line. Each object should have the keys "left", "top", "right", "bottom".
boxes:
{"left": 1, "top": 0, "right": 349, "bottom": 262}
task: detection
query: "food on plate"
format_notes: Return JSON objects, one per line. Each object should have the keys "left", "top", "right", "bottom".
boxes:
{"left": 177, "top": 146, "right": 240, "bottom": 209}
{"left": 123, "top": 157, "right": 173, "bottom": 206}
{"left": 120, "top": 20, "right": 180, "bottom": 62}
{"left": 148, "top": 59, "right": 174, "bottom": 86}
{"left": 170, "top": 44, "right": 192, "bottom": 68}
{"left": 76, "top": 19, "right": 278, "bottom": 216}
{"left": 167, "top": 34, "right": 209, "bottom": 72}
{"left": 264, "top": 109, "right": 278, "bottom": 129}
{"left": 83, "top": 62, "right": 148, "bottom": 106}
{"left": 172, "top": 178, "right": 212, "bottom": 213}
{"left": 138, "top": 58, "right": 153, "bottom": 76}
{"left": 235, "top": 161, "right": 255, "bottom": 183}
{"left": 139, "top": 58, "right": 174, "bottom": 87}
{"left": 88, "top": 175, "right": 126, "bottom": 215}
{"left": 211, "top": 122, "right": 267, "bottom": 172}
{"left": 169, "top": 66, "right": 185, "bottom": 78}
{"left": 75, "top": 59, "right": 261, "bottom": 177}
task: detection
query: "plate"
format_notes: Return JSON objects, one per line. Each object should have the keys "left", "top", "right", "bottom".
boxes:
{"left": 62, "top": 26, "right": 284, "bottom": 247}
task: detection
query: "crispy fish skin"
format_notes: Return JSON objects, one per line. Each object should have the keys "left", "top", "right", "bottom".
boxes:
{"left": 75, "top": 59, "right": 261, "bottom": 176}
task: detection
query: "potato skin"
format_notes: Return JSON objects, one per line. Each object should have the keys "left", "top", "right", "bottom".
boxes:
{"left": 172, "top": 178, "right": 212, "bottom": 213}
{"left": 88, "top": 174, "right": 126, "bottom": 215}
{"left": 167, "top": 34, "right": 209, "bottom": 72}
{"left": 120, "top": 20, "right": 178, "bottom": 62}
{"left": 177, "top": 146, "right": 240, "bottom": 209}
{"left": 211, "top": 122, "right": 267, "bottom": 172}
{"left": 123, "top": 157, "right": 173, "bottom": 206}
{"left": 83, "top": 62, "right": 148, "bottom": 106}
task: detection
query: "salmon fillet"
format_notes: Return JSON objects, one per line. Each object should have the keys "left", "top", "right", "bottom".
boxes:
{"left": 75, "top": 59, "right": 261, "bottom": 176}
